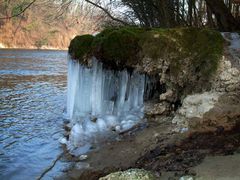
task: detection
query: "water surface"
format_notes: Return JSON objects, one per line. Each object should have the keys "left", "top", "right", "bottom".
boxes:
{"left": 0, "top": 49, "right": 68, "bottom": 179}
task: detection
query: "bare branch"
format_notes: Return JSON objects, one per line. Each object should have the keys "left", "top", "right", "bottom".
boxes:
{"left": 0, "top": 0, "right": 37, "bottom": 20}
{"left": 85, "top": 0, "right": 129, "bottom": 25}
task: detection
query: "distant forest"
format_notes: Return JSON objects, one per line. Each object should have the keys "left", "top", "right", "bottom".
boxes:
{"left": 0, "top": 0, "right": 239, "bottom": 48}
{"left": 0, "top": 0, "right": 103, "bottom": 49}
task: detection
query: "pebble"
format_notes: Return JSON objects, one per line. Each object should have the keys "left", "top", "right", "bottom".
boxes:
{"left": 179, "top": 176, "right": 194, "bottom": 180}
{"left": 75, "top": 162, "right": 90, "bottom": 169}
{"left": 79, "top": 154, "right": 88, "bottom": 161}
{"left": 59, "top": 137, "right": 67, "bottom": 145}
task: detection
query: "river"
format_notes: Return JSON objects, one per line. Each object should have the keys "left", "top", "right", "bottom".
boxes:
{"left": 0, "top": 49, "right": 69, "bottom": 179}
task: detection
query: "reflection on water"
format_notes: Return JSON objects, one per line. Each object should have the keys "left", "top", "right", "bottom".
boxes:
{"left": 0, "top": 49, "right": 69, "bottom": 179}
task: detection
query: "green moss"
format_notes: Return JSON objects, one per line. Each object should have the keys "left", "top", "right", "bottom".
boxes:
{"left": 140, "top": 27, "right": 224, "bottom": 78}
{"left": 68, "top": 35, "right": 94, "bottom": 60}
{"left": 92, "top": 28, "right": 141, "bottom": 67}
{"left": 68, "top": 27, "right": 224, "bottom": 80}
{"left": 189, "top": 28, "right": 224, "bottom": 78}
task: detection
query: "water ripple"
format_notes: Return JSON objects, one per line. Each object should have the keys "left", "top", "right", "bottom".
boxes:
{"left": 0, "top": 49, "right": 69, "bottom": 179}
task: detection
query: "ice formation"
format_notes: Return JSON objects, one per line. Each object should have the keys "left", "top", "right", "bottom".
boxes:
{"left": 221, "top": 32, "right": 240, "bottom": 64}
{"left": 67, "top": 57, "right": 147, "bottom": 148}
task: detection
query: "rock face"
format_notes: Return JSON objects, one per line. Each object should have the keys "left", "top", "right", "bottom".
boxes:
{"left": 173, "top": 91, "right": 240, "bottom": 132}
{"left": 99, "top": 169, "right": 157, "bottom": 180}
{"left": 172, "top": 92, "right": 221, "bottom": 132}
{"left": 172, "top": 33, "right": 240, "bottom": 132}
{"left": 69, "top": 28, "right": 224, "bottom": 100}
{"left": 68, "top": 28, "right": 239, "bottom": 134}
{"left": 67, "top": 28, "right": 240, "bottom": 180}
{"left": 145, "top": 102, "right": 171, "bottom": 116}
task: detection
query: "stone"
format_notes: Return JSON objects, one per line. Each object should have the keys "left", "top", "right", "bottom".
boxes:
{"left": 59, "top": 137, "right": 67, "bottom": 145}
{"left": 179, "top": 175, "right": 194, "bottom": 180}
{"left": 75, "top": 162, "right": 90, "bottom": 169}
{"left": 160, "top": 89, "right": 174, "bottom": 102}
{"left": 79, "top": 154, "right": 88, "bottom": 161}
{"left": 145, "top": 102, "right": 171, "bottom": 116}
{"left": 171, "top": 46, "right": 240, "bottom": 133}
{"left": 99, "top": 169, "right": 157, "bottom": 180}
{"left": 172, "top": 92, "right": 221, "bottom": 131}
{"left": 172, "top": 92, "right": 240, "bottom": 132}
{"left": 64, "top": 123, "right": 71, "bottom": 132}
{"left": 213, "top": 57, "right": 240, "bottom": 93}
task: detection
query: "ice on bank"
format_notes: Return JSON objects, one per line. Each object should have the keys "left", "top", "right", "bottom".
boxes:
{"left": 66, "top": 57, "right": 148, "bottom": 148}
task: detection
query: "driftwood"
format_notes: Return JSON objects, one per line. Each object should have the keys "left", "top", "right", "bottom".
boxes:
{"left": 37, "top": 153, "right": 63, "bottom": 180}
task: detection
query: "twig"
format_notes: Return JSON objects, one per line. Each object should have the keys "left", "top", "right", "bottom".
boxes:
{"left": 85, "top": 0, "right": 129, "bottom": 25}
{"left": 0, "top": 0, "right": 37, "bottom": 20}
{"left": 36, "top": 152, "right": 64, "bottom": 180}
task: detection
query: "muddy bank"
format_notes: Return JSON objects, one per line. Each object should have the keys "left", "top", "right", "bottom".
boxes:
{"left": 59, "top": 118, "right": 240, "bottom": 180}
{"left": 136, "top": 122, "right": 240, "bottom": 173}
{"left": 192, "top": 154, "right": 240, "bottom": 180}
{"left": 62, "top": 29, "right": 240, "bottom": 180}
{"left": 59, "top": 117, "right": 175, "bottom": 179}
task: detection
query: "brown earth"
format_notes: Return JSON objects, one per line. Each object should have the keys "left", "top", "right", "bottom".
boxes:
{"left": 58, "top": 31, "right": 240, "bottom": 180}
{"left": 58, "top": 117, "right": 240, "bottom": 180}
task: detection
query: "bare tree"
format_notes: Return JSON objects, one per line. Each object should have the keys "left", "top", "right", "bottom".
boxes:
{"left": 205, "top": 0, "right": 240, "bottom": 31}
{"left": 84, "top": 0, "right": 129, "bottom": 25}
{"left": 0, "top": 0, "right": 37, "bottom": 20}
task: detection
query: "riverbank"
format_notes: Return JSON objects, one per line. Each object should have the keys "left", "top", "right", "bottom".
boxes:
{"left": 60, "top": 116, "right": 240, "bottom": 179}
{"left": 0, "top": 43, "right": 67, "bottom": 50}
{"left": 62, "top": 27, "right": 240, "bottom": 180}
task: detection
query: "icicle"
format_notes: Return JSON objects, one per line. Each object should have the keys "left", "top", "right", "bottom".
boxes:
{"left": 67, "top": 57, "right": 148, "bottom": 147}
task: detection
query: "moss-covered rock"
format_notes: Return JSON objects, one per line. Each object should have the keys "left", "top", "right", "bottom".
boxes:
{"left": 139, "top": 27, "right": 224, "bottom": 95}
{"left": 99, "top": 169, "right": 157, "bottom": 180}
{"left": 69, "top": 27, "right": 223, "bottom": 74}
{"left": 68, "top": 34, "right": 94, "bottom": 61}
{"left": 68, "top": 27, "right": 146, "bottom": 69}
{"left": 68, "top": 27, "right": 224, "bottom": 96}
{"left": 92, "top": 28, "right": 141, "bottom": 68}
{"left": 140, "top": 28, "right": 223, "bottom": 77}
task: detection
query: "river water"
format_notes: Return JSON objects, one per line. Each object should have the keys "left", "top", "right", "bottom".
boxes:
{"left": 0, "top": 49, "right": 69, "bottom": 179}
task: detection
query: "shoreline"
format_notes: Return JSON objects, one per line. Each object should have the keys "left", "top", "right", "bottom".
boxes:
{"left": 0, "top": 44, "right": 68, "bottom": 51}
{"left": 59, "top": 117, "right": 240, "bottom": 180}
{"left": 60, "top": 30, "right": 239, "bottom": 179}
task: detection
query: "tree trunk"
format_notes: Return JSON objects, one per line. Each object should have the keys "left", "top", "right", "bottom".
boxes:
{"left": 207, "top": 5, "right": 215, "bottom": 28}
{"left": 205, "top": 0, "right": 240, "bottom": 31}
{"left": 188, "top": 0, "right": 194, "bottom": 26}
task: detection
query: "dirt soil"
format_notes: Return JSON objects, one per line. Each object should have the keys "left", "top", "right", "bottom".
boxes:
{"left": 59, "top": 118, "right": 240, "bottom": 180}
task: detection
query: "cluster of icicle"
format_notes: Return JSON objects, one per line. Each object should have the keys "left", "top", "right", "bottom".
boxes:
{"left": 65, "top": 57, "right": 147, "bottom": 148}
{"left": 221, "top": 32, "right": 240, "bottom": 64}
